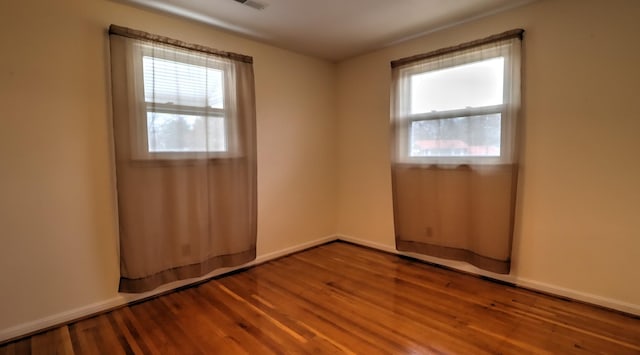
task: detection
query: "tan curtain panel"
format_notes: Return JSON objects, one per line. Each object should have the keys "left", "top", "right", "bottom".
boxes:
{"left": 109, "top": 26, "right": 257, "bottom": 292}
{"left": 390, "top": 30, "right": 523, "bottom": 274}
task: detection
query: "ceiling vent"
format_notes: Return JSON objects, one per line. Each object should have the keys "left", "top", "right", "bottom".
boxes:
{"left": 233, "top": 0, "right": 267, "bottom": 10}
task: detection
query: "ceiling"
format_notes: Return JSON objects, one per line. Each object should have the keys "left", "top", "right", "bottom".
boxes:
{"left": 121, "top": 0, "right": 534, "bottom": 61}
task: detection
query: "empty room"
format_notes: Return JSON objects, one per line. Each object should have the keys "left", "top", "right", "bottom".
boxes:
{"left": 1, "top": 0, "right": 639, "bottom": 353}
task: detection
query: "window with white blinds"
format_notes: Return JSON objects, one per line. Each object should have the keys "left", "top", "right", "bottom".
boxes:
{"left": 133, "top": 43, "right": 233, "bottom": 157}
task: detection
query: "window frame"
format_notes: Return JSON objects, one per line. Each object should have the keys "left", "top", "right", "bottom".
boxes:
{"left": 128, "top": 42, "right": 239, "bottom": 160}
{"left": 396, "top": 43, "right": 515, "bottom": 166}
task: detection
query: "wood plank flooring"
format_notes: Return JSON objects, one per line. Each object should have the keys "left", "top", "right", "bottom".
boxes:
{"left": 2, "top": 241, "right": 640, "bottom": 354}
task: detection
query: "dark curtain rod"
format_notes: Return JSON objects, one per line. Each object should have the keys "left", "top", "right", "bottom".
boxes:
{"left": 109, "top": 24, "right": 253, "bottom": 64}
{"left": 390, "top": 28, "right": 524, "bottom": 68}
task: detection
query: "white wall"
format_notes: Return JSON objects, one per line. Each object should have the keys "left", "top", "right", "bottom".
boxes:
{"left": 336, "top": 0, "right": 640, "bottom": 308}
{"left": 0, "top": 0, "right": 337, "bottom": 334}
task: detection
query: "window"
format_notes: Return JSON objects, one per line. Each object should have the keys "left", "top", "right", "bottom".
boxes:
{"left": 389, "top": 30, "right": 523, "bottom": 274}
{"left": 128, "top": 43, "right": 239, "bottom": 159}
{"left": 109, "top": 25, "right": 257, "bottom": 293}
{"left": 392, "top": 35, "right": 521, "bottom": 165}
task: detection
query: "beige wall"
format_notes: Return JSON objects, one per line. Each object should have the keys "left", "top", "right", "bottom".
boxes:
{"left": 336, "top": 0, "right": 640, "bottom": 306}
{"left": 2, "top": 0, "right": 640, "bottom": 337}
{"left": 0, "top": 0, "right": 337, "bottom": 331}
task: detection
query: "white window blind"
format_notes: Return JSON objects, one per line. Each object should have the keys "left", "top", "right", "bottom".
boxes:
{"left": 140, "top": 52, "right": 228, "bottom": 154}
{"left": 120, "top": 42, "right": 240, "bottom": 159}
{"left": 143, "top": 56, "right": 224, "bottom": 109}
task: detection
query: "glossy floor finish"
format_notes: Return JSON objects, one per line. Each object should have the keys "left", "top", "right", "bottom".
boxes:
{"left": 2, "top": 242, "right": 640, "bottom": 354}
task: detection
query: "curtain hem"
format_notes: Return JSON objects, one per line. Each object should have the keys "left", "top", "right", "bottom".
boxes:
{"left": 396, "top": 240, "right": 510, "bottom": 274}
{"left": 119, "top": 248, "right": 256, "bottom": 293}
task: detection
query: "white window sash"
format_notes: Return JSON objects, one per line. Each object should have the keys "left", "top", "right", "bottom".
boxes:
{"left": 125, "top": 42, "right": 240, "bottom": 160}
{"left": 393, "top": 40, "right": 520, "bottom": 166}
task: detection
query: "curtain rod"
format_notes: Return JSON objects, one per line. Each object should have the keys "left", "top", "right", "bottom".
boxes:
{"left": 390, "top": 28, "right": 524, "bottom": 68}
{"left": 109, "top": 25, "right": 253, "bottom": 64}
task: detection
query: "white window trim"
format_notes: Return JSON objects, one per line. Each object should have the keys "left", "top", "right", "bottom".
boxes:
{"left": 126, "top": 42, "right": 240, "bottom": 160}
{"left": 395, "top": 42, "right": 518, "bottom": 166}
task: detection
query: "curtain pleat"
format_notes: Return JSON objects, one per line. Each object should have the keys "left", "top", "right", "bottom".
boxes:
{"left": 392, "top": 164, "right": 518, "bottom": 273}
{"left": 109, "top": 29, "right": 257, "bottom": 293}
{"left": 390, "top": 33, "right": 522, "bottom": 274}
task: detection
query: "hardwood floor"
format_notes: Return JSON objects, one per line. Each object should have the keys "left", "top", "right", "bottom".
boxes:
{"left": 2, "top": 241, "right": 640, "bottom": 354}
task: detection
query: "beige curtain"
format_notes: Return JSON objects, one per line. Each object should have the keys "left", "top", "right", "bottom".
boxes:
{"left": 390, "top": 30, "right": 523, "bottom": 274}
{"left": 109, "top": 26, "right": 257, "bottom": 292}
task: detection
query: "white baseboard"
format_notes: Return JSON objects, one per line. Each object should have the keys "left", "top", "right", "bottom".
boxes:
{"left": 515, "top": 278, "right": 640, "bottom": 316}
{"left": 336, "top": 234, "right": 518, "bottom": 284}
{"left": 254, "top": 235, "right": 338, "bottom": 265}
{"left": 4, "top": 233, "right": 637, "bottom": 343}
{"left": 0, "top": 234, "right": 339, "bottom": 343}
{"left": 337, "top": 234, "right": 640, "bottom": 316}
{"left": 0, "top": 296, "right": 126, "bottom": 344}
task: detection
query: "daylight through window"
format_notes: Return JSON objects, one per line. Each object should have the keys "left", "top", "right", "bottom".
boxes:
{"left": 139, "top": 46, "right": 231, "bottom": 156}
{"left": 392, "top": 34, "right": 521, "bottom": 165}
